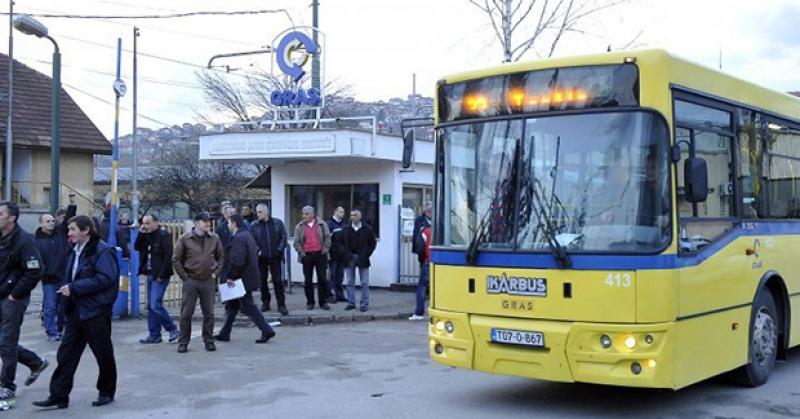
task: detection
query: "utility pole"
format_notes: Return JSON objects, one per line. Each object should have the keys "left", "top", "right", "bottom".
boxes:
{"left": 131, "top": 26, "right": 140, "bottom": 225}
{"left": 411, "top": 73, "right": 417, "bottom": 116}
{"left": 311, "top": 0, "right": 320, "bottom": 91}
{"left": 5, "top": 0, "right": 14, "bottom": 201}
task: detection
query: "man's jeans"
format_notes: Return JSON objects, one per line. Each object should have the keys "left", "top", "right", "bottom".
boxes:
{"left": 42, "top": 282, "right": 65, "bottom": 337}
{"left": 217, "top": 291, "right": 275, "bottom": 339}
{"left": 147, "top": 275, "right": 177, "bottom": 338}
{"left": 0, "top": 297, "right": 43, "bottom": 392}
{"left": 328, "top": 259, "right": 346, "bottom": 301}
{"left": 415, "top": 262, "right": 430, "bottom": 316}
{"left": 346, "top": 254, "right": 370, "bottom": 309}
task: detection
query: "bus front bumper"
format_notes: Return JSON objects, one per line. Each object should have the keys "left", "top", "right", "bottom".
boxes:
{"left": 428, "top": 308, "right": 674, "bottom": 388}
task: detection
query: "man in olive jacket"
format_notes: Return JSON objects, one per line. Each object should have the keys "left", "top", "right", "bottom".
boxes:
{"left": 293, "top": 206, "right": 331, "bottom": 310}
{"left": 172, "top": 213, "right": 224, "bottom": 353}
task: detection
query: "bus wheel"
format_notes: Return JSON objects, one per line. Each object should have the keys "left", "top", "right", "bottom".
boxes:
{"left": 730, "top": 290, "right": 779, "bottom": 387}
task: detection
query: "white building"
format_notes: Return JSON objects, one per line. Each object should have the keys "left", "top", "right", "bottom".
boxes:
{"left": 199, "top": 128, "right": 434, "bottom": 287}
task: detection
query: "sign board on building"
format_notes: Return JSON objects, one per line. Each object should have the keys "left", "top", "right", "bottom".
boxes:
{"left": 269, "top": 28, "right": 325, "bottom": 110}
{"left": 382, "top": 194, "right": 392, "bottom": 205}
{"left": 208, "top": 135, "right": 335, "bottom": 156}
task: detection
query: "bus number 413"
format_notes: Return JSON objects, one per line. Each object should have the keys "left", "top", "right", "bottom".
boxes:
{"left": 605, "top": 273, "right": 632, "bottom": 288}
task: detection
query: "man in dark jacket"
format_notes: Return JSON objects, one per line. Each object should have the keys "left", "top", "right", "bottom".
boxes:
{"left": 34, "top": 215, "right": 119, "bottom": 409}
{"left": 214, "top": 214, "right": 275, "bottom": 344}
{"left": 35, "top": 213, "right": 70, "bottom": 341}
{"left": 343, "top": 210, "right": 377, "bottom": 312}
{"left": 215, "top": 203, "right": 235, "bottom": 279}
{"left": 98, "top": 209, "right": 130, "bottom": 258}
{"left": 0, "top": 202, "right": 49, "bottom": 410}
{"left": 250, "top": 204, "right": 289, "bottom": 315}
{"left": 134, "top": 214, "right": 178, "bottom": 344}
{"left": 241, "top": 204, "right": 256, "bottom": 225}
{"left": 326, "top": 206, "right": 348, "bottom": 304}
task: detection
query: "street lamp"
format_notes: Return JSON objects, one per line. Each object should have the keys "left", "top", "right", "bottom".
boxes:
{"left": 13, "top": 14, "right": 61, "bottom": 215}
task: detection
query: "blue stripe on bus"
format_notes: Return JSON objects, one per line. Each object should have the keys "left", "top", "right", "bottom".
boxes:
{"left": 430, "top": 221, "right": 800, "bottom": 270}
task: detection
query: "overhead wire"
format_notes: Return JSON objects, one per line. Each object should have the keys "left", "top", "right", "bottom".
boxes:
{"left": 0, "top": 8, "right": 294, "bottom": 21}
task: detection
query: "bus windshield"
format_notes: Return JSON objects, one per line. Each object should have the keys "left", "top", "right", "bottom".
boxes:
{"left": 437, "top": 111, "right": 671, "bottom": 253}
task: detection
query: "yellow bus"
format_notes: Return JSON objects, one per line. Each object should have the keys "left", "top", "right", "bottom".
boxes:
{"left": 420, "top": 49, "right": 800, "bottom": 389}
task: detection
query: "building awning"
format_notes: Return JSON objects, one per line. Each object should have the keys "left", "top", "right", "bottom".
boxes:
{"left": 244, "top": 166, "right": 271, "bottom": 189}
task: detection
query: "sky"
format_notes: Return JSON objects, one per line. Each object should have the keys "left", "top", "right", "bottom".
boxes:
{"left": 2, "top": 0, "right": 799, "bottom": 138}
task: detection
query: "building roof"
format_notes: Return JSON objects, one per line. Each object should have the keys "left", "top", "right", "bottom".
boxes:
{"left": 0, "top": 54, "right": 111, "bottom": 155}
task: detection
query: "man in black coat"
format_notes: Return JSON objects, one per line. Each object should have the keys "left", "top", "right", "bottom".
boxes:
{"left": 0, "top": 202, "right": 49, "bottom": 410}
{"left": 134, "top": 214, "right": 178, "bottom": 344}
{"left": 326, "top": 206, "right": 348, "bottom": 303}
{"left": 98, "top": 209, "right": 129, "bottom": 258}
{"left": 250, "top": 204, "right": 289, "bottom": 315}
{"left": 34, "top": 215, "right": 119, "bottom": 409}
{"left": 214, "top": 214, "right": 275, "bottom": 344}
{"left": 35, "top": 213, "right": 70, "bottom": 341}
{"left": 343, "top": 210, "right": 377, "bottom": 313}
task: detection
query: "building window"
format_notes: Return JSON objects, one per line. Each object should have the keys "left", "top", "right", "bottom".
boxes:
{"left": 287, "top": 184, "right": 380, "bottom": 236}
{"left": 402, "top": 185, "right": 433, "bottom": 215}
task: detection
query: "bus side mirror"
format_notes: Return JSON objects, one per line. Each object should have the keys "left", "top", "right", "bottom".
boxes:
{"left": 684, "top": 157, "right": 708, "bottom": 203}
{"left": 402, "top": 129, "right": 414, "bottom": 169}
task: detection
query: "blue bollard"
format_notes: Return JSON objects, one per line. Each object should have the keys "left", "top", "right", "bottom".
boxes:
{"left": 111, "top": 247, "right": 128, "bottom": 319}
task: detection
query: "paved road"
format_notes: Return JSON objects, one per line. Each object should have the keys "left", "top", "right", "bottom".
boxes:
{"left": 7, "top": 317, "right": 800, "bottom": 418}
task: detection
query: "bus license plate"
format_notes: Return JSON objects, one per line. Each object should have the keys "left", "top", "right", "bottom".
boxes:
{"left": 491, "top": 328, "right": 544, "bottom": 347}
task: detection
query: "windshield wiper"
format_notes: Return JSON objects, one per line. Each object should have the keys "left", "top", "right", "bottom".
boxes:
{"left": 465, "top": 206, "right": 492, "bottom": 265}
{"left": 530, "top": 178, "right": 572, "bottom": 269}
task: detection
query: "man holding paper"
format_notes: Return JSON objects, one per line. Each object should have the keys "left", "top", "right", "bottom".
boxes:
{"left": 214, "top": 214, "right": 275, "bottom": 344}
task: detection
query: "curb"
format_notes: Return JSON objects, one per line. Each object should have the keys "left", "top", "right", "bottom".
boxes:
{"left": 136, "top": 311, "right": 419, "bottom": 327}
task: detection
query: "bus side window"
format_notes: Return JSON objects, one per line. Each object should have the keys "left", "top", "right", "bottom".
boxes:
{"left": 738, "top": 110, "right": 767, "bottom": 219}
{"left": 675, "top": 99, "right": 735, "bottom": 252}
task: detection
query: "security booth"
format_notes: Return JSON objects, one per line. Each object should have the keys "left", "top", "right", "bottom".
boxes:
{"left": 198, "top": 127, "right": 433, "bottom": 287}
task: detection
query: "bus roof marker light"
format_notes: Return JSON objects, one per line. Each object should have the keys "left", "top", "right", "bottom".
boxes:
{"left": 624, "top": 56, "right": 637, "bottom": 63}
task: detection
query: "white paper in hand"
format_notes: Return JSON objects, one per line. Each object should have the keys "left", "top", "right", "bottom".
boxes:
{"left": 219, "top": 279, "right": 246, "bottom": 302}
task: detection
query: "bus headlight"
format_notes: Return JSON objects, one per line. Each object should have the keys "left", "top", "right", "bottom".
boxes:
{"left": 624, "top": 335, "right": 637, "bottom": 350}
{"left": 436, "top": 321, "right": 445, "bottom": 331}
{"left": 445, "top": 322, "right": 454, "bottom": 333}
{"left": 600, "top": 335, "right": 612, "bottom": 349}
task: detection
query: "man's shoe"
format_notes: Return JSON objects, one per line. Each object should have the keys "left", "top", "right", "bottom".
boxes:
{"left": 255, "top": 331, "right": 276, "bottom": 344}
{"left": 139, "top": 336, "right": 162, "bottom": 344}
{"left": 205, "top": 342, "right": 217, "bottom": 352}
{"left": 327, "top": 297, "right": 337, "bottom": 304}
{"left": 320, "top": 303, "right": 330, "bottom": 310}
{"left": 46, "top": 335, "right": 60, "bottom": 342}
{"left": 306, "top": 304, "right": 314, "bottom": 310}
{"left": 408, "top": 314, "right": 426, "bottom": 321}
{"left": 336, "top": 297, "right": 348, "bottom": 302}
{"left": 0, "top": 388, "right": 15, "bottom": 411}
{"left": 278, "top": 305, "right": 289, "bottom": 315}
{"left": 168, "top": 329, "right": 180, "bottom": 343}
{"left": 32, "top": 397, "right": 68, "bottom": 409}
{"left": 261, "top": 303, "right": 270, "bottom": 312}
{"left": 213, "top": 334, "right": 230, "bottom": 342}
{"left": 91, "top": 395, "right": 114, "bottom": 407}
{"left": 177, "top": 344, "right": 188, "bottom": 353}
{"left": 344, "top": 304, "right": 356, "bottom": 311}
{"left": 360, "top": 306, "right": 368, "bottom": 312}
{"left": 25, "top": 359, "right": 49, "bottom": 386}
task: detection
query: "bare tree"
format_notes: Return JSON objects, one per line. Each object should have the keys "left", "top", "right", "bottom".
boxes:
{"left": 468, "top": 0, "right": 629, "bottom": 62}
{"left": 197, "top": 71, "right": 253, "bottom": 122}
{"left": 141, "top": 142, "right": 258, "bottom": 213}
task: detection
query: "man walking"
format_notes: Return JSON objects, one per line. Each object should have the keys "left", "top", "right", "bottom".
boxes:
{"left": 343, "top": 210, "right": 377, "bottom": 312}
{"left": 33, "top": 215, "right": 119, "bottom": 409}
{"left": 0, "top": 202, "right": 49, "bottom": 410}
{"left": 135, "top": 215, "right": 179, "bottom": 344}
{"left": 293, "top": 206, "right": 331, "bottom": 311}
{"left": 214, "top": 214, "right": 276, "bottom": 344}
{"left": 172, "top": 213, "right": 224, "bottom": 353}
{"left": 241, "top": 204, "right": 256, "bottom": 225}
{"left": 326, "top": 207, "right": 348, "bottom": 304}
{"left": 251, "top": 204, "right": 289, "bottom": 315}
{"left": 35, "top": 213, "right": 69, "bottom": 341}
